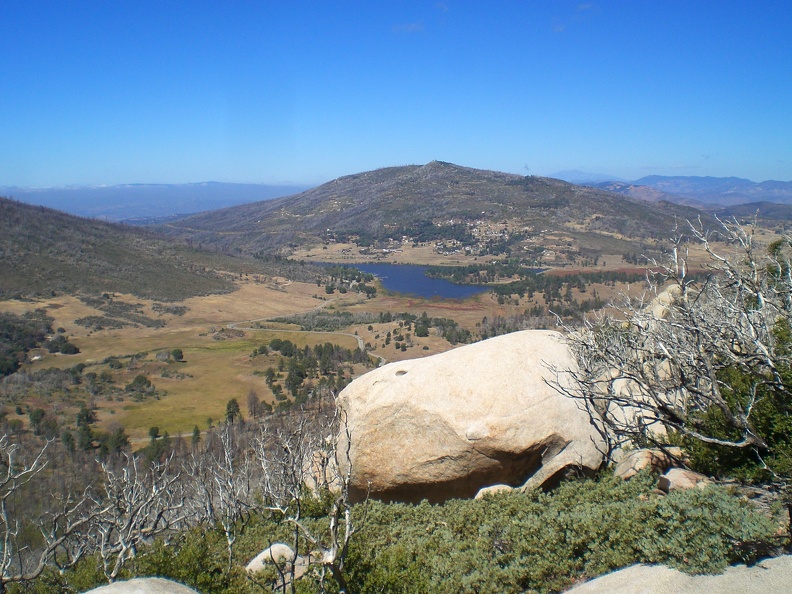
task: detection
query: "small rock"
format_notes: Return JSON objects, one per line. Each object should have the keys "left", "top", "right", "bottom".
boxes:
{"left": 475, "top": 484, "right": 514, "bottom": 499}
{"left": 613, "top": 448, "right": 682, "bottom": 480}
{"left": 657, "top": 468, "right": 711, "bottom": 493}
{"left": 82, "top": 578, "right": 199, "bottom": 594}
{"left": 246, "top": 543, "right": 296, "bottom": 573}
{"left": 246, "top": 543, "right": 313, "bottom": 584}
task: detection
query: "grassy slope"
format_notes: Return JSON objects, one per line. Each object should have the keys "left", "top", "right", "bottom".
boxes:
{"left": 0, "top": 197, "right": 305, "bottom": 300}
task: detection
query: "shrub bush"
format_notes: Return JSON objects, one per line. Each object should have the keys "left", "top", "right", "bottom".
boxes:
{"left": 346, "top": 473, "right": 778, "bottom": 594}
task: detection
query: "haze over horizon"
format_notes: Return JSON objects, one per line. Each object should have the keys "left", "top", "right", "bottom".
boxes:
{"left": 2, "top": 1, "right": 790, "bottom": 188}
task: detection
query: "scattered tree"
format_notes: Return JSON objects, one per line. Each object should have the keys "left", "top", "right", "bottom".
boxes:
{"left": 225, "top": 398, "right": 241, "bottom": 424}
{"left": 247, "top": 389, "right": 261, "bottom": 420}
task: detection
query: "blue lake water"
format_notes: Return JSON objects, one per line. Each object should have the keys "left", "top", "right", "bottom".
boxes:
{"left": 322, "top": 263, "right": 491, "bottom": 300}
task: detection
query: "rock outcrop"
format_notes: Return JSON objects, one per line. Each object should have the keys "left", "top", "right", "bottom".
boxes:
{"left": 337, "top": 330, "right": 605, "bottom": 503}
{"left": 565, "top": 555, "right": 792, "bottom": 593}
{"left": 82, "top": 578, "right": 199, "bottom": 594}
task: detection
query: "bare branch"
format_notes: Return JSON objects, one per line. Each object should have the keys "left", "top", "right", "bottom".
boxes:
{"left": 551, "top": 219, "right": 792, "bottom": 472}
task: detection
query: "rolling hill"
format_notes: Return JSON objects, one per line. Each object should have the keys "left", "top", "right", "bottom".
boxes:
{"left": 0, "top": 197, "right": 313, "bottom": 300}
{"left": 158, "top": 161, "right": 707, "bottom": 257}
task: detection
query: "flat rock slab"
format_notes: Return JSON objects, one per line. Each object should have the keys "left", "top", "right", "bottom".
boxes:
{"left": 566, "top": 556, "right": 792, "bottom": 593}
{"left": 82, "top": 577, "right": 199, "bottom": 594}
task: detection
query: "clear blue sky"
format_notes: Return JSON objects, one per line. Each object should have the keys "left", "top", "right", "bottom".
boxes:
{"left": 2, "top": 1, "right": 790, "bottom": 186}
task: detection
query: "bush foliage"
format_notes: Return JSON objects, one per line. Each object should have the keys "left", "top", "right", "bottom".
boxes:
{"left": 347, "top": 474, "right": 776, "bottom": 594}
{"left": 29, "top": 473, "right": 778, "bottom": 594}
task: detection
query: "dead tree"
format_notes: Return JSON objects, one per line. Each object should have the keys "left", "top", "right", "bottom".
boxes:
{"left": 0, "top": 436, "right": 94, "bottom": 593}
{"left": 254, "top": 401, "right": 363, "bottom": 594}
{"left": 551, "top": 218, "right": 792, "bottom": 468}
{"left": 183, "top": 422, "right": 254, "bottom": 572}
{"left": 92, "top": 453, "right": 185, "bottom": 582}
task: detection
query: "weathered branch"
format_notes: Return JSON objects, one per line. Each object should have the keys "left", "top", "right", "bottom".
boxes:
{"left": 550, "top": 219, "right": 792, "bottom": 471}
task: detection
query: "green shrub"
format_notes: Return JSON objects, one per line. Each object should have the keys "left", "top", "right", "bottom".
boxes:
{"left": 346, "top": 473, "right": 778, "bottom": 594}
{"left": 125, "top": 374, "right": 152, "bottom": 393}
{"left": 134, "top": 529, "right": 251, "bottom": 594}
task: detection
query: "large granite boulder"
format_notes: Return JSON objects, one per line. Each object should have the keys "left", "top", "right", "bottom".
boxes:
{"left": 337, "top": 330, "right": 605, "bottom": 503}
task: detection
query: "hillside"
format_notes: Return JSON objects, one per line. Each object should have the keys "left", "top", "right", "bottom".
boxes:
{"left": 0, "top": 197, "right": 311, "bottom": 300}
{"left": 716, "top": 201, "right": 792, "bottom": 221}
{"left": 158, "top": 161, "right": 707, "bottom": 258}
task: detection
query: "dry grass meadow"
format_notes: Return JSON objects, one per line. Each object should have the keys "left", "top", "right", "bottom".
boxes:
{"left": 1, "top": 281, "right": 366, "bottom": 439}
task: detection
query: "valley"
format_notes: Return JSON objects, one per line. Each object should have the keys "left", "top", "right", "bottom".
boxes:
{"left": 1, "top": 257, "right": 675, "bottom": 441}
{"left": 0, "top": 276, "right": 489, "bottom": 439}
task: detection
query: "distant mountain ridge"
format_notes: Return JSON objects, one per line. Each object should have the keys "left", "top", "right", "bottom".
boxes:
{"left": 1, "top": 182, "right": 312, "bottom": 221}
{"left": 157, "top": 161, "right": 707, "bottom": 256}
{"left": 589, "top": 175, "right": 792, "bottom": 210}
{"left": 551, "top": 170, "right": 629, "bottom": 184}
{"left": 715, "top": 201, "right": 792, "bottom": 221}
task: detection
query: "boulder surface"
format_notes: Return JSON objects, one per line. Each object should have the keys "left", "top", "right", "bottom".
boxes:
{"left": 338, "top": 330, "right": 605, "bottom": 503}
{"left": 82, "top": 578, "right": 199, "bottom": 594}
{"left": 246, "top": 543, "right": 296, "bottom": 573}
{"left": 613, "top": 448, "right": 681, "bottom": 480}
{"left": 566, "top": 555, "right": 792, "bottom": 593}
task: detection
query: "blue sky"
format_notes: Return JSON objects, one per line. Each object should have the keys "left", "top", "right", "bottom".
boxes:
{"left": 2, "top": 1, "right": 790, "bottom": 187}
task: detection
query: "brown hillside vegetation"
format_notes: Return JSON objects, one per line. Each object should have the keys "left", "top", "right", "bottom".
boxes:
{"left": 0, "top": 197, "right": 321, "bottom": 301}
{"left": 157, "top": 161, "right": 710, "bottom": 258}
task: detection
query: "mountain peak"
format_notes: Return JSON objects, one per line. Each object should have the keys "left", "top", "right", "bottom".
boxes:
{"left": 158, "top": 162, "right": 705, "bottom": 257}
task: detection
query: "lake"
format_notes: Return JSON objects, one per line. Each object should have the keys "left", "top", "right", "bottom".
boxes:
{"left": 323, "top": 262, "right": 491, "bottom": 300}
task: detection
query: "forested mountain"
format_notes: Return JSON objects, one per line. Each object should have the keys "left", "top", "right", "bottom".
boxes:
{"left": 157, "top": 161, "right": 706, "bottom": 255}
{"left": 0, "top": 197, "right": 310, "bottom": 300}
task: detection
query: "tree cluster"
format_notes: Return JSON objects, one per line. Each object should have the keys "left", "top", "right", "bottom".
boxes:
{"left": 256, "top": 339, "right": 372, "bottom": 410}
{"left": 0, "top": 311, "right": 54, "bottom": 377}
